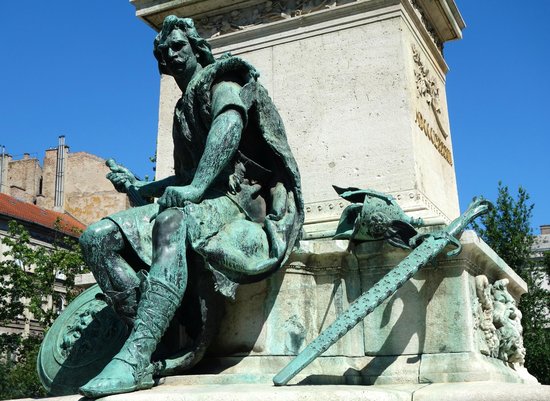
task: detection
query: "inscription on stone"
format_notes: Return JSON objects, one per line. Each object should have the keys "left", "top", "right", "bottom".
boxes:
{"left": 415, "top": 110, "right": 453, "bottom": 165}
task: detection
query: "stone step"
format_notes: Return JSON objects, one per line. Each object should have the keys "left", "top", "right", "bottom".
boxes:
{"left": 12, "top": 382, "right": 550, "bottom": 401}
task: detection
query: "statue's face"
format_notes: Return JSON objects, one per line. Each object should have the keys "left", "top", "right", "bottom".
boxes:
{"left": 158, "top": 28, "right": 198, "bottom": 80}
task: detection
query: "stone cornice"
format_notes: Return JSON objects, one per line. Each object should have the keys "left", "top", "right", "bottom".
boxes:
{"left": 132, "top": 0, "right": 465, "bottom": 50}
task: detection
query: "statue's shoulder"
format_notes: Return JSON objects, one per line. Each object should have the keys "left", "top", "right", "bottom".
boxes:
{"left": 209, "top": 54, "right": 260, "bottom": 79}
{"left": 189, "top": 55, "right": 260, "bottom": 95}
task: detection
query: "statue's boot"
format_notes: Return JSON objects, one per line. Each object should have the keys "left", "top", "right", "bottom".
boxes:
{"left": 96, "top": 286, "right": 138, "bottom": 327}
{"left": 79, "top": 274, "right": 183, "bottom": 398}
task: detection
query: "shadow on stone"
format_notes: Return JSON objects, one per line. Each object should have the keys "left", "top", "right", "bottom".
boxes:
{"left": 191, "top": 268, "right": 284, "bottom": 374}
{"left": 358, "top": 271, "right": 445, "bottom": 383}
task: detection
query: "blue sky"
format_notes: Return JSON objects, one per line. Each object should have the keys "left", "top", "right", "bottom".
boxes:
{"left": 0, "top": 2, "right": 548, "bottom": 232}
{"left": 445, "top": 2, "right": 550, "bottom": 233}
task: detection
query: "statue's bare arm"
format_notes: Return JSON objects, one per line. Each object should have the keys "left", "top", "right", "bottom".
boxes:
{"left": 135, "top": 176, "right": 180, "bottom": 198}
{"left": 108, "top": 82, "right": 244, "bottom": 209}
{"left": 158, "top": 107, "right": 244, "bottom": 209}
{"left": 106, "top": 162, "right": 180, "bottom": 199}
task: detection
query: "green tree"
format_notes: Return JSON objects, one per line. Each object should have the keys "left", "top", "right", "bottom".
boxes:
{"left": 520, "top": 250, "right": 550, "bottom": 384}
{"left": 0, "top": 336, "right": 45, "bottom": 400}
{"left": 0, "top": 220, "right": 85, "bottom": 400}
{"left": 473, "top": 182, "right": 550, "bottom": 384}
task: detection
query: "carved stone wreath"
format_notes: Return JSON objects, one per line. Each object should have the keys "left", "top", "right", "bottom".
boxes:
{"left": 412, "top": 44, "right": 441, "bottom": 116}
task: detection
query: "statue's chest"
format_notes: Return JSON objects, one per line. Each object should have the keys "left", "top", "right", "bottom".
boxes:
{"left": 174, "top": 104, "right": 207, "bottom": 157}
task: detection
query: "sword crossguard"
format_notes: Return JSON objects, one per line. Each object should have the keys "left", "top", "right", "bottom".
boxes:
{"left": 273, "top": 195, "right": 493, "bottom": 386}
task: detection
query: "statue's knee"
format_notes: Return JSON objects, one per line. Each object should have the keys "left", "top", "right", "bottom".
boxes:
{"left": 79, "top": 219, "right": 119, "bottom": 252}
{"left": 153, "top": 209, "right": 185, "bottom": 237}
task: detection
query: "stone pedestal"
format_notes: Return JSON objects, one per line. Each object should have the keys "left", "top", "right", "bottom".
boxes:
{"left": 123, "top": 0, "right": 544, "bottom": 396}
{"left": 132, "top": 0, "right": 464, "bottom": 236}
{"left": 177, "top": 231, "right": 536, "bottom": 386}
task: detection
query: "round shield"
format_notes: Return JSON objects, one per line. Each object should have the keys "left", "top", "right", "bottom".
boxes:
{"left": 37, "top": 284, "right": 129, "bottom": 396}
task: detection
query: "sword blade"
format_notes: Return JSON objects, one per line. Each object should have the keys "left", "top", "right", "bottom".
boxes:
{"left": 273, "top": 197, "right": 491, "bottom": 386}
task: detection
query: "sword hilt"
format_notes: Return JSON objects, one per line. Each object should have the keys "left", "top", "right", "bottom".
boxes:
{"left": 273, "top": 196, "right": 493, "bottom": 386}
{"left": 447, "top": 197, "right": 493, "bottom": 237}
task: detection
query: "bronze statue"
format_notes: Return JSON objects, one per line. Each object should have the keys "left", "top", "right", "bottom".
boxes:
{"left": 75, "top": 16, "right": 303, "bottom": 397}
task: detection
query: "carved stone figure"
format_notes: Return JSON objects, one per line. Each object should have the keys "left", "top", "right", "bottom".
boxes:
{"left": 71, "top": 16, "right": 303, "bottom": 397}
{"left": 474, "top": 275, "right": 526, "bottom": 365}
{"left": 492, "top": 279, "right": 526, "bottom": 364}
{"left": 474, "top": 275, "right": 500, "bottom": 357}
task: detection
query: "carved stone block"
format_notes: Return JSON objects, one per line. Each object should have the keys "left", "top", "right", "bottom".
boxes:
{"left": 193, "top": 231, "right": 536, "bottom": 385}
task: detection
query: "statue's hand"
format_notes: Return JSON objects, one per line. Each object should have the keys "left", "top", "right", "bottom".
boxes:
{"left": 157, "top": 185, "right": 202, "bottom": 210}
{"left": 106, "top": 159, "right": 138, "bottom": 194}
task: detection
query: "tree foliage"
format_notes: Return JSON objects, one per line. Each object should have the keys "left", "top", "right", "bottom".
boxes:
{"left": 473, "top": 182, "right": 550, "bottom": 384}
{"left": 472, "top": 183, "right": 534, "bottom": 276}
{"left": 0, "top": 336, "right": 46, "bottom": 400}
{"left": 520, "top": 250, "right": 550, "bottom": 384}
{"left": 0, "top": 220, "right": 85, "bottom": 400}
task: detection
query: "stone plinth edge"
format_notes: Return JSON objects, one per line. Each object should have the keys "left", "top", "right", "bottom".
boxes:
{"left": 12, "top": 382, "right": 550, "bottom": 401}
{"left": 457, "top": 230, "right": 528, "bottom": 298}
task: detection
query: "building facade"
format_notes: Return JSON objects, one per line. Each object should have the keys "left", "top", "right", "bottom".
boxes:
{"left": 0, "top": 193, "right": 86, "bottom": 337}
{"left": 0, "top": 137, "right": 129, "bottom": 226}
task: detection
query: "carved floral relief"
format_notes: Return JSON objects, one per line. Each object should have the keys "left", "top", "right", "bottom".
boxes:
{"left": 194, "top": 0, "right": 378, "bottom": 38}
{"left": 412, "top": 44, "right": 442, "bottom": 118}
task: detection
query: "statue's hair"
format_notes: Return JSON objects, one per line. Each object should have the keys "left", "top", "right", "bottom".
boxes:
{"left": 153, "top": 16, "right": 215, "bottom": 74}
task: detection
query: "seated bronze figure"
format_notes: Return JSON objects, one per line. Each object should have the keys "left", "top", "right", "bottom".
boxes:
{"left": 76, "top": 16, "right": 303, "bottom": 397}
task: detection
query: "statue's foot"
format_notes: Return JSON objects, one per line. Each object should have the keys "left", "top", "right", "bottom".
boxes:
{"left": 79, "top": 357, "right": 154, "bottom": 398}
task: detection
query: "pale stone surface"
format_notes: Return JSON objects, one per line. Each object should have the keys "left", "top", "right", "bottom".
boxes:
{"left": 142, "top": 0, "right": 463, "bottom": 237}
{"left": 208, "top": 239, "right": 365, "bottom": 358}
{"left": 458, "top": 230, "right": 527, "bottom": 296}
{"left": 186, "top": 355, "right": 419, "bottom": 385}
{"left": 37, "top": 148, "right": 57, "bottom": 208}
{"left": 0, "top": 154, "right": 10, "bottom": 194}
{"left": 413, "top": 382, "right": 550, "bottom": 401}
{"left": 131, "top": 0, "right": 464, "bottom": 47}
{"left": 13, "top": 382, "right": 550, "bottom": 401}
{"left": 419, "top": 352, "right": 532, "bottom": 384}
{"left": 355, "top": 230, "right": 528, "bottom": 357}
{"left": 5, "top": 154, "right": 41, "bottom": 203}
{"left": 197, "top": 231, "right": 535, "bottom": 385}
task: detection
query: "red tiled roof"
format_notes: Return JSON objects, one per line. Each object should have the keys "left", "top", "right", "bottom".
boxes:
{"left": 0, "top": 193, "right": 86, "bottom": 237}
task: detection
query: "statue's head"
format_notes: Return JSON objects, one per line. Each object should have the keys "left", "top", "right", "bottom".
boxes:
{"left": 153, "top": 16, "right": 215, "bottom": 76}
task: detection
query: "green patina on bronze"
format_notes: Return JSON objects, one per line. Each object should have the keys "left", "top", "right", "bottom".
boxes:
{"left": 273, "top": 195, "right": 492, "bottom": 386}
{"left": 37, "top": 285, "right": 129, "bottom": 395}
{"left": 333, "top": 186, "right": 424, "bottom": 247}
{"left": 38, "top": 15, "right": 303, "bottom": 398}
